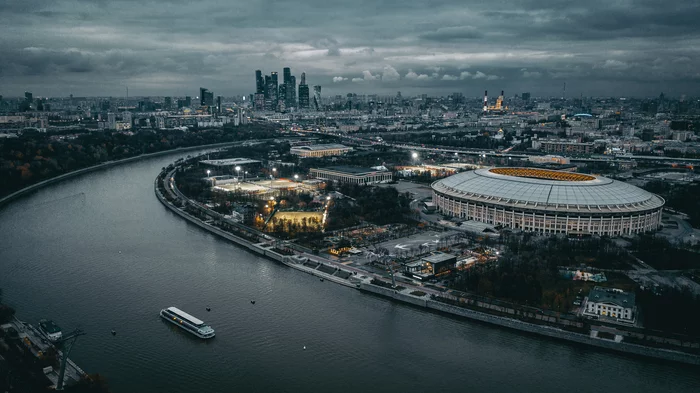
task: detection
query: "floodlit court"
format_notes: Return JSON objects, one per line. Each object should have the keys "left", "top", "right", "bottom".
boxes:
{"left": 273, "top": 211, "right": 324, "bottom": 221}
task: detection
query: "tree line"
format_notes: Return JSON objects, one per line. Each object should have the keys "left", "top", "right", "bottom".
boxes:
{"left": 0, "top": 123, "right": 281, "bottom": 198}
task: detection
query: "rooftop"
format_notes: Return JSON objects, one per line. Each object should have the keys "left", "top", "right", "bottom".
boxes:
{"left": 315, "top": 166, "right": 381, "bottom": 175}
{"left": 432, "top": 167, "right": 664, "bottom": 212}
{"left": 422, "top": 252, "right": 457, "bottom": 264}
{"left": 588, "top": 286, "right": 636, "bottom": 307}
{"left": 291, "top": 143, "right": 350, "bottom": 151}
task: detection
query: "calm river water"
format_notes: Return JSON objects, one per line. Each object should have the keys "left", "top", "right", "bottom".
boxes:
{"left": 0, "top": 151, "right": 698, "bottom": 393}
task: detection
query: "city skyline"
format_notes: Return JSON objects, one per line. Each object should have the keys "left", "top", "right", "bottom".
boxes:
{"left": 0, "top": 1, "right": 699, "bottom": 97}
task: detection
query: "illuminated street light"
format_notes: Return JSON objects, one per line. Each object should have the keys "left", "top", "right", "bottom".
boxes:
{"left": 294, "top": 174, "right": 299, "bottom": 181}
{"left": 327, "top": 196, "right": 331, "bottom": 200}
{"left": 412, "top": 152, "right": 418, "bottom": 159}
{"left": 206, "top": 169, "right": 211, "bottom": 177}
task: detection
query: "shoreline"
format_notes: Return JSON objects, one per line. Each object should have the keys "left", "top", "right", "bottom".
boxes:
{"left": 155, "top": 166, "right": 700, "bottom": 366}
{"left": 0, "top": 141, "right": 246, "bottom": 209}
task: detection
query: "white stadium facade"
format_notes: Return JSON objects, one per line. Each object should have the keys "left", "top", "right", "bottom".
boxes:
{"left": 431, "top": 168, "right": 664, "bottom": 236}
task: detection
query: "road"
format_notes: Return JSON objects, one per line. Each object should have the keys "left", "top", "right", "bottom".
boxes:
{"left": 293, "top": 128, "right": 700, "bottom": 166}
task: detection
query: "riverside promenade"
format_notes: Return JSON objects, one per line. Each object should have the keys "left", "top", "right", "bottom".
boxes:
{"left": 155, "top": 162, "right": 700, "bottom": 366}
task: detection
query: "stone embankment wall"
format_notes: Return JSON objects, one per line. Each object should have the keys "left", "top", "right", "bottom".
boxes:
{"left": 359, "top": 283, "right": 700, "bottom": 366}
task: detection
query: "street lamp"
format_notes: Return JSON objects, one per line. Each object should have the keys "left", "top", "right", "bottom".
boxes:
{"left": 235, "top": 166, "right": 241, "bottom": 180}
{"left": 412, "top": 152, "right": 418, "bottom": 159}
{"left": 244, "top": 171, "right": 248, "bottom": 180}
{"left": 294, "top": 174, "right": 299, "bottom": 181}
{"left": 206, "top": 169, "right": 211, "bottom": 177}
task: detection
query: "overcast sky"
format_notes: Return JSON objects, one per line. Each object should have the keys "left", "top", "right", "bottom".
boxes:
{"left": 1, "top": 0, "right": 699, "bottom": 98}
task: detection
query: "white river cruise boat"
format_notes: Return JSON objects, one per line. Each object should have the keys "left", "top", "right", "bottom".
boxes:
{"left": 38, "top": 319, "right": 63, "bottom": 342}
{"left": 160, "top": 307, "right": 215, "bottom": 339}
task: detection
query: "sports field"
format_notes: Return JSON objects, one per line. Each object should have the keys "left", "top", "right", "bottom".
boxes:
{"left": 273, "top": 211, "right": 323, "bottom": 222}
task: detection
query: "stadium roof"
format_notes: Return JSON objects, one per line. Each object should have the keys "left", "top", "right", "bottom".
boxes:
{"left": 432, "top": 167, "right": 664, "bottom": 212}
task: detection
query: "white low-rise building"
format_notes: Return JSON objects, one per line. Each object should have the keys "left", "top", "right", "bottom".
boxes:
{"left": 584, "top": 286, "right": 636, "bottom": 323}
{"left": 290, "top": 143, "right": 352, "bottom": 158}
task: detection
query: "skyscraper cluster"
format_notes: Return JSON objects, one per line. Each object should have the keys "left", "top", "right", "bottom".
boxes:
{"left": 254, "top": 67, "right": 312, "bottom": 111}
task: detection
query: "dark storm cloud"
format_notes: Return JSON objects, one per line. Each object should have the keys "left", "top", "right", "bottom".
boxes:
{"left": 0, "top": 0, "right": 699, "bottom": 96}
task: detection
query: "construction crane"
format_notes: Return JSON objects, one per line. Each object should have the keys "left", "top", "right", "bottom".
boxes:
{"left": 56, "top": 328, "right": 87, "bottom": 391}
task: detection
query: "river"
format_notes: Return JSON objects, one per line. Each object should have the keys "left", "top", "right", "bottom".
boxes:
{"left": 0, "top": 151, "right": 697, "bottom": 393}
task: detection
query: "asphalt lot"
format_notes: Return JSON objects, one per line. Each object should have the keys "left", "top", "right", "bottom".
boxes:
{"left": 378, "top": 180, "right": 434, "bottom": 200}
{"left": 373, "top": 230, "right": 461, "bottom": 255}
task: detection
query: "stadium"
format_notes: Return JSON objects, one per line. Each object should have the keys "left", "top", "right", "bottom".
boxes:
{"left": 431, "top": 167, "right": 664, "bottom": 236}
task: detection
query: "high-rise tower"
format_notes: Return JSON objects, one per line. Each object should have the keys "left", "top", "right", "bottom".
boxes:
{"left": 313, "top": 85, "right": 322, "bottom": 111}
{"left": 282, "top": 67, "right": 295, "bottom": 108}
{"left": 200, "top": 87, "right": 214, "bottom": 107}
{"left": 298, "top": 72, "right": 309, "bottom": 109}
{"left": 288, "top": 75, "right": 296, "bottom": 108}
{"left": 270, "top": 72, "right": 278, "bottom": 107}
{"left": 255, "top": 70, "right": 264, "bottom": 94}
